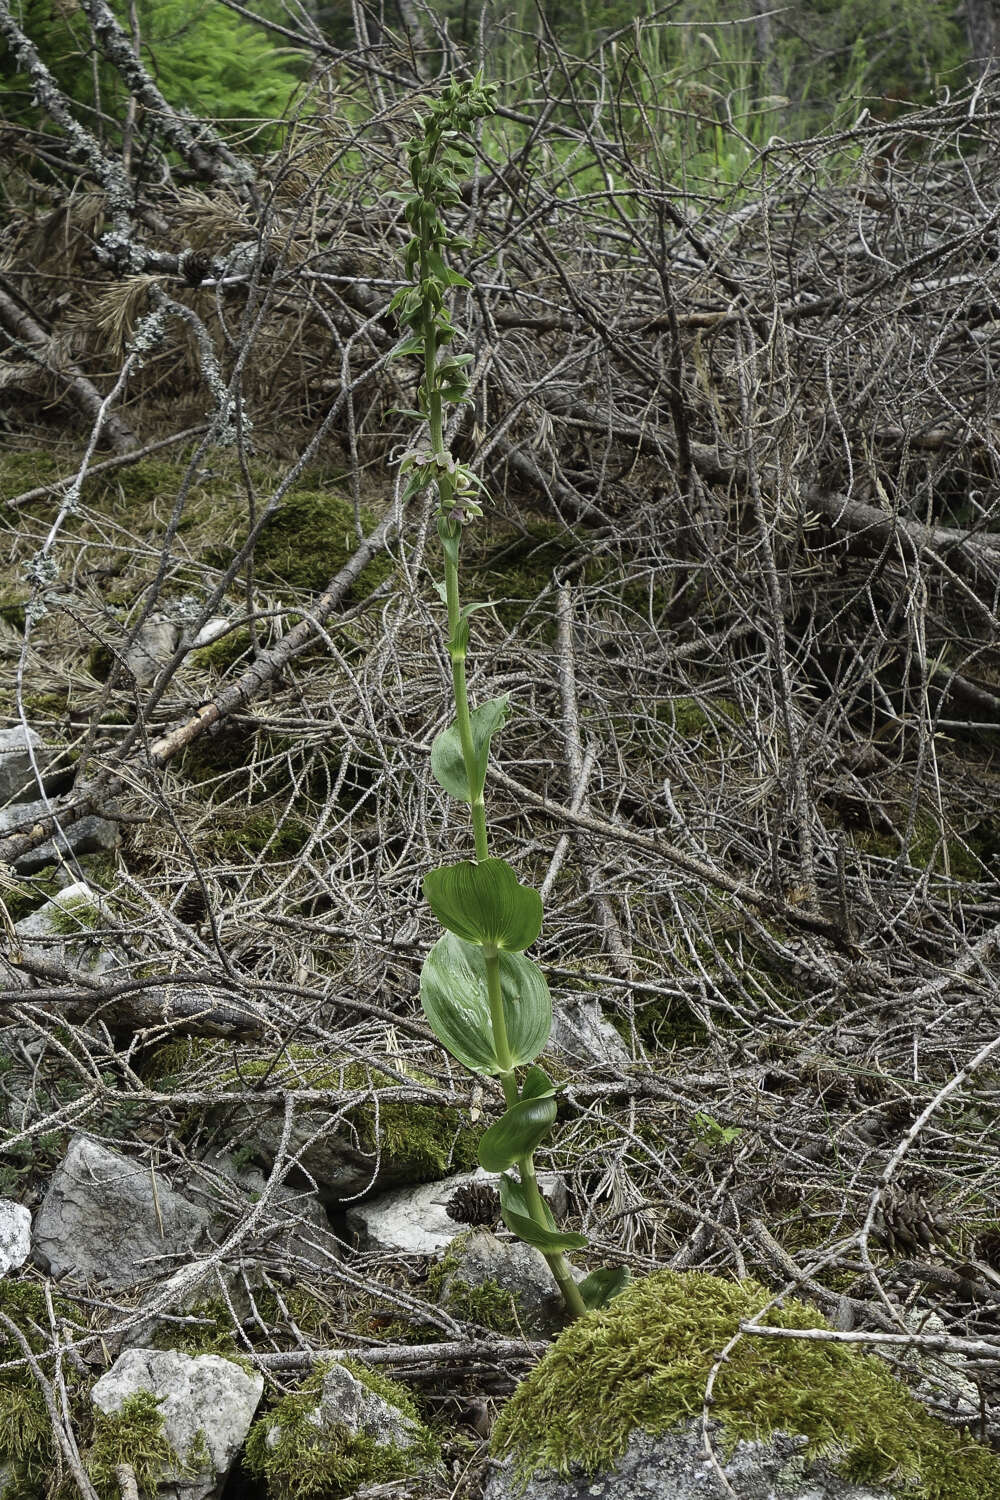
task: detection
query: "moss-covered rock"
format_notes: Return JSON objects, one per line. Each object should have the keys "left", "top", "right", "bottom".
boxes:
{"left": 85, "top": 1391, "right": 185, "bottom": 1500}
{"left": 463, "top": 519, "right": 583, "bottom": 628}
{"left": 490, "top": 1269, "right": 1000, "bottom": 1499}
{"left": 0, "top": 1277, "right": 78, "bottom": 1496}
{"left": 658, "top": 694, "right": 740, "bottom": 738}
{"left": 427, "top": 1230, "right": 532, "bottom": 1336}
{"left": 89, "top": 1349, "right": 263, "bottom": 1500}
{"left": 244, "top": 1359, "right": 440, "bottom": 1500}
{"left": 851, "top": 810, "right": 985, "bottom": 879}
{"left": 201, "top": 808, "right": 310, "bottom": 860}
{"left": 147, "top": 1041, "right": 480, "bottom": 1199}
{"left": 187, "top": 623, "right": 254, "bottom": 675}
{"left": 44, "top": 884, "right": 105, "bottom": 934}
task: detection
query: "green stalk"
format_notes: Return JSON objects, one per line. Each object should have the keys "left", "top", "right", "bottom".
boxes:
{"left": 442, "top": 482, "right": 584, "bottom": 1315}
{"left": 482, "top": 943, "right": 515, "bottom": 1087}
{"left": 442, "top": 537, "right": 489, "bottom": 862}
{"left": 517, "top": 1152, "right": 587, "bottom": 1319}
{"left": 423, "top": 216, "right": 490, "bottom": 860}
{"left": 405, "top": 78, "right": 594, "bottom": 1321}
{"left": 482, "top": 946, "right": 586, "bottom": 1317}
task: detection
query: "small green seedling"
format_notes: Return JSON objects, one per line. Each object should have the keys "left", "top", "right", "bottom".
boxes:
{"left": 692, "top": 1111, "right": 742, "bottom": 1148}
{"left": 393, "top": 76, "right": 628, "bottom": 1321}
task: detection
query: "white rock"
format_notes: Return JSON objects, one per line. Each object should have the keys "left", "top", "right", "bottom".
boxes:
{"left": 125, "top": 617, "right": 181, "bottom": 687}
{"left": 548, "top": 998, "right": 630, "bottom": 1068}
{"left": 92, "top": 1349, "right": 264, "bottom": 1500}
{"left": 14, "top": 882, "right": 117, "bottom": 980}
{"left": 346, "top": 1167, "right": 567, "bottom": 1255}
{"left": 189, "top": 617, "right": 231, "bottom": 649}
{"left": 0, "top": 1200, "right": 31, "bottom": 1274}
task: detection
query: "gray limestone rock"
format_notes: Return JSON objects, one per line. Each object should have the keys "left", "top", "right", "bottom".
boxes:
{"left": 186, "top": 1149, "right": 342, "bottom": 1273}
{"left": 548, "top": 998, "right": 630, "bottom": 1069}
{"left": 126, "top": 617, "right": 181, "bottom": 687}
{"left": 437, "top": 1227, "right": 577, "bottom": 1336}
{"left": 0, "top": 797, "right": 119, "bottom": 875}
{"left": 91, "top": 1348, "right": 264, "bottom": 1500}
{"left": 484, "top": 1423, "right": 895, "bottom": 1500}
{"left": 32, "top": 1135, "right": 211, "bottom": 1287}
{"left": 214, "top": 1106, "right": 398, "bottom": 1203}
{"left": 13, "top": 882, "right": 118, "bottom": 978}
{"left": 117, "top": 1263, "right": 247, "bottom": 1355}
{"left": 346, "top": 1167, "right": 567, "bottom": 1255}
{"left": 0, "top": 725, "right": 48, "bottom": 805}
{"left": 267, "top": 1362, "right": 420, "bottom": 1455}
{"left": 218, "top": 1069, "right": 503, "bottom": 1206}
{"left": 0, "top": 1200, "right": 31, "bottom": 1274}
{"left": 884, "top": 1309, "right": 980, "bottom": 1419}
{"left": 188, "top": 617, "right": 230, "bottom": 650}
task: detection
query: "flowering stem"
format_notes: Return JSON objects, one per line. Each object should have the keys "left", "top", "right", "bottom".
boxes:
{"left": 432, "top": 316, "right": 582, "bottom": 1323}
{"left": 402, "top": 76, "right": 598, "bottom": 1321}
{"left": 441, "top": 529, "right": 489, "bottom": 862}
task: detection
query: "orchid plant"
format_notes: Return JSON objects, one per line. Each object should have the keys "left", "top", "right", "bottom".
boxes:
{"left": 392, "top": 75, "right": 628, "bottom": 1320}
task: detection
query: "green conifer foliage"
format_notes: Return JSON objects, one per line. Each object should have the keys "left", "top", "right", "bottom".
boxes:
{"left": 0, "top": 0, "right": 302, "bottom": 150}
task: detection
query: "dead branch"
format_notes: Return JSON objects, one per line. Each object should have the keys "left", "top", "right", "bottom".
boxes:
{"left": 0, "top": 285, "right": 138, "bottom": 454}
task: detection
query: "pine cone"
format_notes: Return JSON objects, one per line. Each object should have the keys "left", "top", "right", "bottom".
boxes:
{"left": 446, "top": 1181, "right": 501, "bottom": 1228}
{"left": 880, "top": 1185, "right": 952, "bottom": 1257}
{"left": 180, "top": 250, "right": 212, "bottom": 287}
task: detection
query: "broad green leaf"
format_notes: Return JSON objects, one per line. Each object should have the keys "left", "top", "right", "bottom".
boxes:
{"left": 419, "top": 932, "right": 551, "bottom": 1075}
{"left": 518, "top": 1065, "right": 556, "bottom": 1102}
{"left": 431, "top": 695, "right": 509, "bottom": 803}
{"left": 499, "top": 1168, "right": 555, "bottom": 1227}
{"left": 478, "top": 1093, "right": 557, "bottom": 1172}
{"left": 427, "top": 247, "right": 449, "bottom": 279}
{"left": 578, "top": 1267, "right": 631, "bottom": 1310}
{"left": 501, "top": 1205, "right": 586, "bottom": 1253}
{"left": 499, "top": 1172, "right": 588, "bottom": 1253}
{"left": 438, "top": 362, "right": 473, "bottom": 385}
{"left": 423, "top": 858, "right": 542, "bottom": 951}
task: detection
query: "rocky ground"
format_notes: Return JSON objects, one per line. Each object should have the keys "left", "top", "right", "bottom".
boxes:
{"left": 2, "top": 42, "right": 1000, "bottom": 1500}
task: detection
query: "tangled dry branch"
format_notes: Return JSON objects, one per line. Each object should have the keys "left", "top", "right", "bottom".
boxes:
{"left": 1, "top": 6, "right": 1000, "bottom": 1485}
